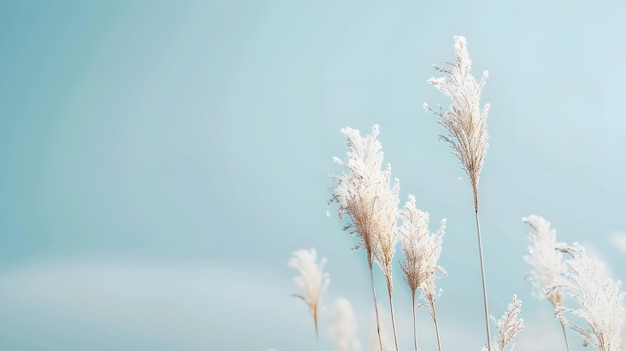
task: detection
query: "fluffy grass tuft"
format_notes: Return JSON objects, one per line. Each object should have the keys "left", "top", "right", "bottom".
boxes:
{"left": 483, "top": 295, "right": 524, "bottom": 351}
{"left": 329, "top": 125, "right": 400, "bottom": 351}
{"left": 399, "top": 194, "right": 446, "bottom": 351}
{"left": 523, "top": 215, "right": 570, "bottom": 350}
{"left": 555, "top": 243, "right": 625, "bottom": 351}
{"left": 289, "top": 248, "right": 330, "bottom": 350}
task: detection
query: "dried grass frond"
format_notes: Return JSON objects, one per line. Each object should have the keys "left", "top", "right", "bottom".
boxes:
{"left": 483, "top": 295, "right": 524, "bottom": 351}
{"left": 399, "top": 194, "right": 446, "bottom": 351}
{"left": 553, "top": 243, "right": 625, "bottom": 351}
{"left": 288, "top": 248, "right": 330, "bottom": 349}
{"left": 425, "top": 35, "right": 492, "bottom": 350}
{"left": 330, "top": 125, "right": 400, "bottom": 279}
{"left": 399, "top": 194, "right": 446, "bottom": 314}
{"left": 329, "top": 124, "right": 400, "bottom": 350}
{"left": 523, "top": 215, "right": 566, "bottom": 307}
{"left": 424, "top": 36, "right": 489, "bottom": 205}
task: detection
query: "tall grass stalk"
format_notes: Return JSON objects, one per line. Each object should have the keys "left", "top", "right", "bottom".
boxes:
{"left": 425, "top": 36, "right": 491, "bottom": 350}
{"left": 399, "top": 195, "right": 446, "bottom": 351}
{"left": 330, "top": 125, "right": 401, "bottom": 351}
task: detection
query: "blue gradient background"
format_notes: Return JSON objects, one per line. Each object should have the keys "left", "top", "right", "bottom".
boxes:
{"left": 1, "top": 1, "right": 625, "bottom": 350}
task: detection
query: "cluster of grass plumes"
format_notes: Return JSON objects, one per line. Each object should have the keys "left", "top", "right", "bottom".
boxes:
{"left": 399, "top": 195, "right": 446, "bottom": 351}
{"left": 524, "top": 216, "right": 625, "bottom": 351}
{"left": 424, "top": 34, "right": 493, "bottom": 351}
{"left": 329, "top": 124, "right": 401, "bottom": 351}
{"left": 289, "top": 35, "right": 518, "bottom": 351}
{"left": 557, "top": 244, "right": 625, "bottom": 351}
{"left": 286, "top": 35, "right": 624, "bottom": 351}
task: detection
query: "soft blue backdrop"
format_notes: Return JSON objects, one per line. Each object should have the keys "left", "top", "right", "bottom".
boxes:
{"left": 1, "top": 1, "right": 625, "bottom": 350}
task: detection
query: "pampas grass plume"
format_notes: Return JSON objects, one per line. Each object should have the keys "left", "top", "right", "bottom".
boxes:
{"left": 555, "top": 243, "right": 625, "bottom": 351}
{"left": 425, "top": 35, "right": 492, "bottom": 350}
{"left": 523, "top": 215, "right": 566, "bottom": 307}
{"left": 399, "top": 194, "right": 446, "bottom": 351}
{"left": 483, "top": 295, "right": 524, "bottom": 351}
{"left": 330, "top": 124, "right": 401, "bottom": 351}
{"left": 289, "top": 248, "right": 330, "bottom": 350}
{"left": 424, "top": 36, "right": 489, "bottom": 203}
{"left": 523, "top": 214, "right": 570, "bottom": 350}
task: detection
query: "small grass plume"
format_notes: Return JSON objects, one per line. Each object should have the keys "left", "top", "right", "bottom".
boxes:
{"left": 523, "top": 215, "right": 569, "bottom": 350}
{"left": 399, "top": 194, "right": 446, "bottom": 351}
{"left": 483, "top": 295, "right": 524, "bottom": 351}
{"left": 288, "top": 248, "right": 330, "bottom": 350}
{"left": 424, "top": 36, "right": 489, "bottom": 208}
{"left": 424, "top": 35, "right": 492, "bottom": 350}
{"left": 330, "top": 125, "right": 400, "bottom": 351}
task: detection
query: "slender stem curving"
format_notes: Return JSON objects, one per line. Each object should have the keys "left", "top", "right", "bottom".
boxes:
{"left": 474, "top": 189, "right": 492, "bottom": 351}
{"left": 560, "top": 320, "right": 570, "bottom": 351}
{"left": 368, "top": 254, "right": 384, "bottom": 351}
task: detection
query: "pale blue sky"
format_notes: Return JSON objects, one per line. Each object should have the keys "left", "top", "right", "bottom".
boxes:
{"left": 1, "top": 1, "right": 625, "bottom": 350}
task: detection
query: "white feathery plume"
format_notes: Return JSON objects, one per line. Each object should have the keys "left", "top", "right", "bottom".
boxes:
{"left": 330, "top": 124, "right": 400, "bottom": 351}
{"left": 288, "top": 248, "right": 330, "bottom": 350}
{"left": 554, "top": 243, "right": 625, "bottom": 351}
{"left": 523, "top": 214, "right": 570, "bottom": 350}
{"left": 399, "top": 194, "right": 446, "bottom": 351}
{"left": 399, "top": 195, "right": 446, "bottom": 306}
{"left": 330, "top": 125, "right": 400, "bottom": 281}
{"left": 482, "top": 295, "right": 524, "bottom": 351}
{"left": 424, "top": 35, "right": 492, "bottom": 350}
{"left": 424, "top": 35, "right": 489, "bottom": 204}
{"left": 330, "top": 297, "right": 362, "bottom": 351}
{"left": 523, "top": 215, "right": 566, "bottom": 307}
